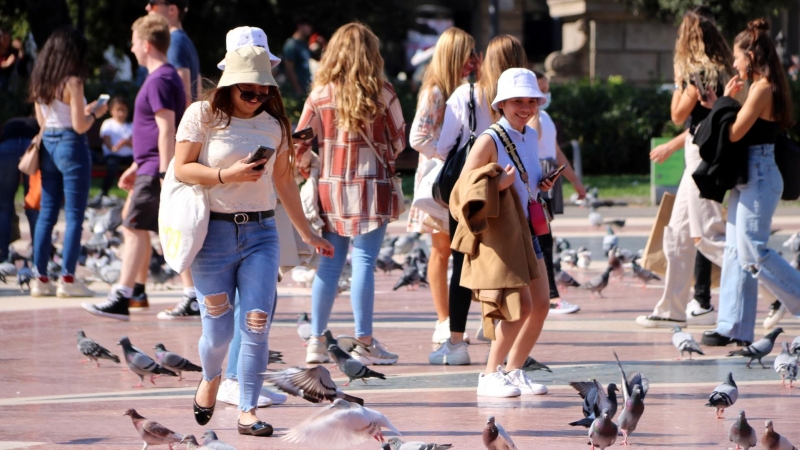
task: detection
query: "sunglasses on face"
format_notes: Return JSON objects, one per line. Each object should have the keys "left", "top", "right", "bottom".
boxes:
{"left": 236, "top": 84, "right": 271, "bottom": 103}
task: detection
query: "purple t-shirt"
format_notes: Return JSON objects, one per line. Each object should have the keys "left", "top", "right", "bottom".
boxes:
{"left": 133, "top": 63, "right": 186, "bottom": 176}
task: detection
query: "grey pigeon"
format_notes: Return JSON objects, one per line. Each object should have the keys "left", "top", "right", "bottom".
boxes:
{"left": 261, "top": 366, "right": 364, "bottom": 405}
{"left": 393, "top": 256, "right": 426, "bottom": 291}
{"left": 588, "top": 409, "right": 617, "bottom": 450}
{"left": 123, "top": 408, "right": 182, "bottom": 450}
{"left": 200, "top": 430, "right": 236, "bottom": 450}
{"left": 377, "top": 248, "right": 403, "bottom": 274}
{"left": 153, "top": 343, "right": 202, "bottom": 381}
{"left": 297, "top": 312, "right": 312, "bottom": 342}
{"left": 386, "top": 437, "right": 453, "bottom": 449}
{"left": 502, "top": 355, "right": 551, "bottom": 372}
{"left": 569, "top": 379, "right": 618, "bottom": 427}
{"left": 613, "top": 246, "right": 638, "bottom": 264}
{"left": 790, "top": 336, "right": 800, "bottom": 356}
{"left": 630, "top": 261, "right": 661, "bottom": 287}
{"left": 282, "top": 398, "right": 400, "bottom": 447}
{"left": 613, "top": 351, "right": 649, "bottom": 401}
{"left": 555, "top": 237, "right": 571, "bottom": 253}
{"left": 394, "top": 232, "right": 420, "bottom": 255}
{"left": 0, "top": 258, "right": 17, "bottom": 282}
{"left": 580, "top": 266, "right": 612, "bottom": 298}
{"left": 118, "top": 336, "right": 177, "bottom": 388}
{"left": 602, "top": 226, "right": 618, "bottom": 256}
{"left": 179, "top": 435, "right": 211, "bottom": 450}
{"left": 588, "top": 207, "right": 603, "bottom": 228}
{"left": 762, "top": 420, "right": 798, "bottom": 450}
{"left": 268, "top": 350, "right": 284, "bottom": 364}
{"left": 773, "top": 342, "right": 798, "bottom": 388}
{"left": 729, "top": 410, "right": 758, "bottom": 450}
{"left": 706, "top": 372, "right": 738, "bottom": 418}
{"left": 577, "top": 247, "right": 592, "bottom": 269}
{"left": 607, "top": 250, "right": 624, "bottom": 281}
{"left": 482, "top": 415, "right": 516, "bottom": 449}
{"left": 327, "top": 344, "right": 386, "bottom": 386}
{"left": 17, "top": 259, "right": 33, "bottom": 291}
{"left": 76, "top": 330, "right": 120, "bottom": 367}
{"left": 322, "top": 329, "right": 369, "bottom": 353}
{"left": 555, "top": 265, "right": 581, "bottom": 289}
{"left": 671, "top": 326, "right": 705, "bottom": 360}
{"left": 617, "top": 385, "right": 644, "bottom": 446}
{"left": 727, "top": 328, "right": 784, "bottom": 368}
{"left": 560, "top": 249, "right": 578, "bottom": 268}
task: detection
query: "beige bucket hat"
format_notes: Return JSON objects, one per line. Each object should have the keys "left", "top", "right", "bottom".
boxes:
{"left": 218, "top": 46, "right": 277, "bottom": 88}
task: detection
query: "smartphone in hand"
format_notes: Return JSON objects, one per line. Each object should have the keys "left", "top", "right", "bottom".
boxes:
{"left": 291, "top": 127, "right": 314, "bottom": 141}
{"left": 92, "top": 94, "right": 110, "bottom": 114}
{"left": 247, "top": 145, "right": 276, "bottom": 171}
{"left": 693, "top": 73, "right": 707, "bottom": 102}
{"left": 545, "top": 163, "right": 567, "bottom": 182}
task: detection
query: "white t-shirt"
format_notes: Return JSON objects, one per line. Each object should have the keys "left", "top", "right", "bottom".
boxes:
{"left": 435, "top": 83, "right": 494, "bottom": 159}
{"left": 176, "top": 101, "right": 287, "bottom": 213}
{"left": 99, "top": 118, "right": 133, "bottom": 157}
{"left": 538, "top": 111, "right": 557, "bottom": 161}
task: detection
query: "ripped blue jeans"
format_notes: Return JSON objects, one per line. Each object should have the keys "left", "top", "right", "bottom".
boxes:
{"left": 716, "top": 144, "right": 800, "bottom": 342}
{"left": 191, "top": 214, "right": 279, "bottom": 412}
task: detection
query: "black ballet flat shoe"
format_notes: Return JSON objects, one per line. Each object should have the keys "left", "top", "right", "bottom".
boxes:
{"left": 238, "top": 420, "right": 274, "bottom": 437}
{"left": 193, "top": 378, "right": 216, "bottom": 426}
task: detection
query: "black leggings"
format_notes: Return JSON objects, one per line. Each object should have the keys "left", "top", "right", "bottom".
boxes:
{"left": 693, "top": 251, "right": 712, "bottom": 309}
{"left": 448, "top": 213, "right": 474, "bottom": 333}
{"left": 538, "top": 231, "right": 560, "bottom": 299}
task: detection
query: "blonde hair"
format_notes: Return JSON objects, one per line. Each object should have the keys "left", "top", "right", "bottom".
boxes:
{"left": 477, "top": 35, "right": 528, "bottom": 121}
{"left": 673, "top": 7, "right": 733, "bottom": 91}
{"left": 132, "top": 15, "right": 171, "bottom": 55}
{"left": 420, "top": 27, "right": 475, "bottom": 102}
{"left": 312, "top": 23, "right": 386, "bottom": 132}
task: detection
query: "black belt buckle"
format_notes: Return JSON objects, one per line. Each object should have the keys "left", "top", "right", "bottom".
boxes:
{"left": 234, "top": 213, "right": 249, "bottom": 224}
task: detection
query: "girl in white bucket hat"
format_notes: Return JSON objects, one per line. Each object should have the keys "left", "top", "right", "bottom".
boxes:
{"left": 458, "top": 67, "right": 562, "bottom": 399}
{"left": 172, "top": 44, "right": 333, "bottom": 437}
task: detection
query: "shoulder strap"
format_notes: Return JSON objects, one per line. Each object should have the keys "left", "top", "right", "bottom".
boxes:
{"left": 490, "top": 123, "right": 534, "bottom": 199}
{"left": 358, "top": 129, "right": 393, "bottom": 176}
{"left": 467, "top": 83, "right": 476, "bottom": 135}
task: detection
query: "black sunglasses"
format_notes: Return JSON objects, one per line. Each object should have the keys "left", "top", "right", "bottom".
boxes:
{"left": 236, "top": 84, "right": 271, "bottom": 103}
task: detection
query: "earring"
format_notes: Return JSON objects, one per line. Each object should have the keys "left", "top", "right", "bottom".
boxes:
{"left": 746, "top": 63, "right": 753, "bottom": 80}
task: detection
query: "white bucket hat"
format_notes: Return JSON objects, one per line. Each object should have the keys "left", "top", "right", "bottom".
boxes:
{"left": 217, "top": 26, "right": 280, "bottom": 70}
{"left": 218, "top": 46, "right": 277, "bottom": 88}
{"left": 491, "top": 68, "right": 546, "bottom": 110}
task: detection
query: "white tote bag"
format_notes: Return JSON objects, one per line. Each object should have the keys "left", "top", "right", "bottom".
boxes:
{"left": 411, "top": 158, "right": 449, "bottom": 222}
{"left": 158, "top": 135, "right": 210, "bottom": 273}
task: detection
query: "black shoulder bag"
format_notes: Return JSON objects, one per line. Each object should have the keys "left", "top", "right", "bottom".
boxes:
{"left": 433, "top": 83, "right": 475, "bottom": 208}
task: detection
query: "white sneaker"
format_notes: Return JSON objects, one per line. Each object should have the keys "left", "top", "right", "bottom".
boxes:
{"left": 477, "top": 370, "right": 521, "bottom": 398}
{"left": 351, "top": 338, "right": 398, "bottom": 365}
{"left": 475, "top": 323, "right": 491, "bottom": 343}
{"left": 56, "top": 278, "right": 95, "bottom": 298}
{"left": 686, "top": 299, "right": 716, "bottom": 325}
{"left": 764, "top": 302, "right": 787, "bottom": 330}
{"left": 216, "top": 378, "right": 272, "bottom": 407}
{"left": 432, "top": 318, "right": 451, "bottom": 344}
{"left": 429, "top": 339, "right": 471, "bottom": 365}
{"left": 548, "top": 299, "right": 580, "bottom": 315}
{"left": 306, "top": 337, "right": 330, "bottom": 364}
{"left": 31, "top": 278, "right": 56, "bottom": 297}
{"left": 263, "top": 389, "right": 287, "bottom": 405}
{"left": 504, "top": 367, "right": 548, "bottom": 395}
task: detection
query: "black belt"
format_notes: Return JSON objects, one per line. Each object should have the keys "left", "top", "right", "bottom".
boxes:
{"left": 209, "top": 210, "right": 274, "bottom": 224}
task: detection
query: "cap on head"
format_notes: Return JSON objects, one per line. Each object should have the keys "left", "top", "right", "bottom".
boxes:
{"left": 218, "top": 46, "right": 278, "bottom": 88}
{"left": 491, "top": 68, "right": 546, "bottom": 111}
{"left": 218, "top": 26, "right": 280, "bottom": 70}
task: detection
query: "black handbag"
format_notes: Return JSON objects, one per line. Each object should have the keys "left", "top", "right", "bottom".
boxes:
{"left": 775, "top": 133, "right": 800, "bottom": 201}
{"left": 433, "top": 83, "right": 476, "bottom": 208}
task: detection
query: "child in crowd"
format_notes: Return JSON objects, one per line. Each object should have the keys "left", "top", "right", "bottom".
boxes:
{"left": 99, "top": 96, "right": 133, "bottom": 196}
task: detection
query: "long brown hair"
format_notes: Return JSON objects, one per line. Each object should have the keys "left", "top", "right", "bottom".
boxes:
{"left": 312, "top": 22, "right": 386, "bottom": 132}
{"left": 734, "top": 18, "right": 793, "bottom": 129}
{"left": 420, "top": 27, "right": 475, "bottom": 102}
{"left": 673, "top": 6, "right": 733, "bottom": 91}
{"left": 28, "top": 26, "right": 89, "bottom": 104}
{"left": 477, "top": 35, "right": 528, "bottom": 121}
{"left": 203, "top": 84, "right": 294, "bottom": 171}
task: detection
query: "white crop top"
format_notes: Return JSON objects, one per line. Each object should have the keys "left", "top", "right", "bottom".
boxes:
{"left": 39, "top": 98, "right": 85, "bottom": 129}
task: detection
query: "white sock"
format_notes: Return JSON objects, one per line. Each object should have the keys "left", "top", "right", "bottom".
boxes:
{"left": 183, "top": 287, "right": 196, "bottom": 298}
{"left": 114, "top": 284, "right": 134, "bottom": 298}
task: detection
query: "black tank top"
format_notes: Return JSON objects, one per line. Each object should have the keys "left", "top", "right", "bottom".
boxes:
{"left": 743, "top": 118, "right": 780, "bottom": 146}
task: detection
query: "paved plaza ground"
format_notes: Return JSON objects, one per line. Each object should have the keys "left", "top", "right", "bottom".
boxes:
{"left": 1, "top": 205, "right": 799, "bottom": 449}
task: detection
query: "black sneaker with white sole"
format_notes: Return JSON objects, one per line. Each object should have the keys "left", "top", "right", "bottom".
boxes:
{"left": 82, "top": 290, "right": 130, "bottom": 321}
{"left": 157, "top": 296, "right": 200, "bottom": 320}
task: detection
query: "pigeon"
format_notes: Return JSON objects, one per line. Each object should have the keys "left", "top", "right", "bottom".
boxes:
{"left": 261, "top": 366, "right": 364, "bottom": 405}
{"left": 773, "top": 342, "right": 798, "bottom": 388}
{"left": 149, "top": 248, "right": 178, "bottom": 288}
{"left": 17, "top": 259, "right": 33, "bottom": 291}
{"left": 520, "top": 356, "right": 552, "bottom": 373}
{"left": 291, "top": 266, "right": 316, "bottom": 287}
{"left": 377, "top": 238, "right": 403, "bottom": 274}
{"left": 762, "top": 420, "right": 798, "bottom": 450}
{"left": 327, "top": 344, "right": 386, "bottom": 386}
{"left": 603, "top": 219, "right": 626, "bottom": 228}
{"left": 269, "top": 350, "right": 284, "bottom": 364}
{"left": 0, "top": 257, "right": 17, "bottom": 282}
{"left": 555, "top": 265, "right": 581, "bottom": 289}
{"left": 569, "top": 379, "right": 618, "bottom": 427}
{"left": 297, "top": 312, "right": 312, "bottom": 342}
{"left": 282, "top": 398, "right": 400, "bottom": 447}
{"left": 482, "top": 415, "right": 516, "bottom": 449}
{"left": 613, "top": 246, "right": 638, "bottom": 264}
{"left": 393, "top": 257, "right": 426, "bottom": 291}
{"left": 602, "top": 226, "right": 618, "bottom": 256}
{"left": 555, "top": 237, "right": 571, "bottom": 253}
{"left": 179, "top": 435, "right": 211, "bottom": 450}
{"left": 321, "top": 329, "right": 369, "bottom": 353}
{"left": 560, "top": 249, "right": 578, "bottom": 268}
{"left": 76, "top": 330, "right": 120, "bottom": 367}
{"left": 386, "top": 437, "right": 453, "bottom": 449}
{"left": 607, "top": 251, "right": 624, "bottom": 281}
{"left": 580, "top": 266, "right": 612, "bottom": 298}
{"left": 588, "top": 207, "right": 603, "bottom": 228}
{"left": 588, "top": 409, "right": 618, "bottom": 450}
{"left": 613, "top": 351, "right": 649, "bottom": 402}
{"left": 706, "top": 372, "right": 738, "bottom": 418}
{"left": 617, "top": 385, "right": 644, "bottom": 446}
{"left": 153, "top": 343, "right": 202, "bottom": 381}
{"left": 394, "top": 232, "right": 420, "bottom": 255}
{"left": 630, "top": 261, "right": 660, "bottom": 288}
{"left": 123, "top": 408, "right": 182, "bottom": 450}
{"left": 118, "top": 336, "right": 178, "bottom": 388}
{"left": 671, "top": 326, "right": 705, "bottom": 360}
{"left": 727, "top": 328, "right": 784, "bottom": 369}
{"left": 790, "top": 336, "right": 800, "bottom": 356}
{"left": 200, "top": 430, "right": 236, "bottom": 450}
{"left": 577, "top": 247, "right": 592, "bottom": 269}
{"left": 729, "top": 410, "right": 758, "bottom": 450}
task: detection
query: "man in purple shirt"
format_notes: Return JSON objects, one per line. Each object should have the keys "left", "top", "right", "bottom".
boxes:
{"left": 83, "top": 14, "right": 185, "bottom": 321}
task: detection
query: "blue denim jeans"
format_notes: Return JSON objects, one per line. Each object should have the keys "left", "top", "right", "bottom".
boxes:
{"left": 224, "top": 289, "right": 277, "bottom": 380}
{"left": 0, "top": 138, "right": 38, "bottom": 260}
{"left": 192, "top": 214, "right": 279, "bottom": 412}
{"left": 34, "top": 129, "right": 91, "bottom": 276}
{"left": 716, "top": 144, "right": 800, "bottom": 342}
{"left": 311, "top": 224, "right": 387, "bottom": 338}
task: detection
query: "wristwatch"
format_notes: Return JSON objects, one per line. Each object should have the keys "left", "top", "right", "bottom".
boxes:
{"left": 159, "top": 172, "right": 166, "bottom": 179}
